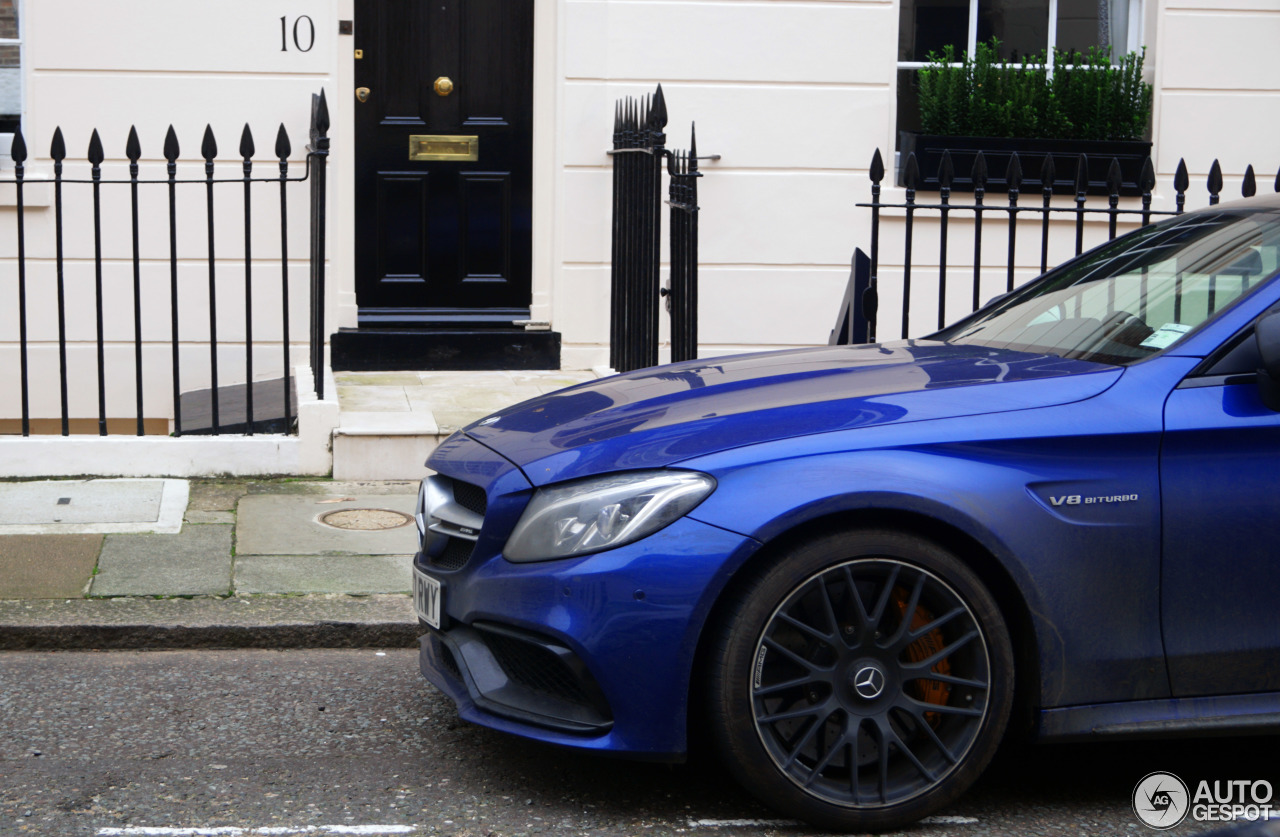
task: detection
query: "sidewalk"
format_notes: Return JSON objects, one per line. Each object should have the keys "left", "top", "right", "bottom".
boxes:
{"left": 0, "top": 478, "right": 428, "bottom": 650}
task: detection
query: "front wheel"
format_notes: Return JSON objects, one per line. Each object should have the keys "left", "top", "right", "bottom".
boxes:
{"left": 707, "top": 529, "right": 1014, "bottom": 832}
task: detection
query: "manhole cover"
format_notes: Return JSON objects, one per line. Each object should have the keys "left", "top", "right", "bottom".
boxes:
{"left": 319, "top": 508, "right": 413, "bottom": 531}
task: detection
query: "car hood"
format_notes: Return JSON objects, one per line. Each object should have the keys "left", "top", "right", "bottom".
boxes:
{"left": 462, "top": 341, "right": 1120, "bottom": 485}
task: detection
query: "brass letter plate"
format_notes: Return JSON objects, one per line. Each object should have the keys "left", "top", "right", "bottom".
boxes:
{"left": 409, "top": 135, "right": 479, "bottom": 162}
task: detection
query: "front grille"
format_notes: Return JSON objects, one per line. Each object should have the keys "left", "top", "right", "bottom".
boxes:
{"left": 422, "top": 475, "right": 486, "bottom": 573}
{"left": 452, "top": 481, "right": 488, "bottom": 515}
{"left": 483, "top": 630, "right": 597, "bottom": 709}
{"left": 431, "top": 536, "right": 474, "bottom": 571}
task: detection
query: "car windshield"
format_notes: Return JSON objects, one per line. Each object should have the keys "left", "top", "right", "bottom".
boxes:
{"left": 934, "top": 206, "right": 1280, "bottom": 366}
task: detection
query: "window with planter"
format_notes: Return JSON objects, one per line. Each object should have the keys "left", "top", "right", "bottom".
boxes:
{"left": 897, "top": 0, "right": 1150, "bottom": 194}
{"left": 0, "top": 0, "right": 21, "bottom": 136}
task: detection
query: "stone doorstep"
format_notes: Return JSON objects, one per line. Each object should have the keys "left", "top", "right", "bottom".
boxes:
{"left": 331, "top": 411, "right": 441, "bottom": 481}
{"left": 329, "top": 369, "right": 601, "bottom": 481}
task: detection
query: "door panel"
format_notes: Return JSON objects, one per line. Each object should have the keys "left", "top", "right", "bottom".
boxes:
{"left": 376, "top": 173, "right": 429, "bottom": 283}
{"left": 1161, "top": 381, "right": 1280, "bottom": 696}
{"left": 354, "top": 0, "right": 533, "bottom": 321}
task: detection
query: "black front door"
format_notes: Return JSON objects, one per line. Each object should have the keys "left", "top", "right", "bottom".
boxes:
{"left": 353, "top": 0, "right": 534, "bottom": 325}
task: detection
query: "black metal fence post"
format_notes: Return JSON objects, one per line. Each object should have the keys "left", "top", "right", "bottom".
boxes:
{"left": 13, "top": 129, "right": 28, "bottom": 436}
{"left": 308, "top": 89, "right": 330, "bottom": 401}
{"left": 971, "top": 152, "right": 987, "bottom": 311}
{"left": 1106, "top": 158, "right": 1123, "bottom": 241}
{"left": 666, "top": 124, "right": 702, "bottom": 364}
{"left": 1005, "top": 152, "right": 1022, "bottom": 292}
{"left": 867, "top": 150, "right": 884, "bottom": 342}
{"left": 51, "top": 128, "right": 68, "bottom": 436}
{"left": 127, "top": 126, "right": 144, "bottom": 435}
{"left": 937, "top": 150, "right": 953, "bottom": 330}
{"left": 165, "top": 126, "right": 182, "bottom": 435}
{"left": 1038, "top": 153, "right": 1054, "bottom": 275}
{"left": 1140, "top": 157, "right": 1156, "bottom": 227}
{"left": 277, "top": 124, "right": 293, "bottom": 432}
{"left": 241, "top": 124, "right": 256, "bottom": 434}
{"left": 901, "top": 153, "right": 919, "bottom": 338}
{"left": 1074, "top": 154, "right": 1089, "bottom": 255}
{"left": 89, "top": 130, "right": 107, "bottom": 436}
{"left": 1175, "top": 159, "right": 1189, "bottom": 214}
{"left": 647, "top": 91, "right": 666, "bottom": 371}
{"left": 202, "top": 124, "right": 220, "bottom": 433}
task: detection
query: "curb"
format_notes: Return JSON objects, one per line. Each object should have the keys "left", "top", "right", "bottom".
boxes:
{"left": 0, "top": 594, "right": 421, "bottom": 651}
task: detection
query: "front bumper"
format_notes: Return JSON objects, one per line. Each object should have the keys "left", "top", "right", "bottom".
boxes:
{"left": 414, "top": 515, "right": 760, "bottom": 759}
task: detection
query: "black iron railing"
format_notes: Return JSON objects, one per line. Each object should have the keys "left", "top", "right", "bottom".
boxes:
{"left": 6, "top": 89, "right": 329, "bottom": 437}
{"left": 665, "top": 135, "right": 701, "bottom": 365}
{"left": 838, "top": 148, "right": 1265, "bottom": 344}
{"left": 608, "top": 85, "right": 707, "bottom": 373}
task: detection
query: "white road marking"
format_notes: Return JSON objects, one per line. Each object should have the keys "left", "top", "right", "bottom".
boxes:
{"left": 97, "top": 827, "right": 417, "bottom": 836}
{"left": 689, "top": 819, "right": 802, "bottom": 828}
{"left": 689, "top": 814, "right": 979, "bottom": 828}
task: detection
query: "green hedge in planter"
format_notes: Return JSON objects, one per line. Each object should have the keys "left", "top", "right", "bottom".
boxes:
{"left": 916, "top": 41, "right": 1153, "bottom": 142}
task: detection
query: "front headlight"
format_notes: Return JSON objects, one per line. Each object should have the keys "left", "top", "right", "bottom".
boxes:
{"left": 504, "top": 470, "right": 716, "bottom": 562}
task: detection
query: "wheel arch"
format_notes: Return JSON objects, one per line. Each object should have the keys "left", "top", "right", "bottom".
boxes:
{"left": 687, "top": 506, "right": 1043, "bottom": 754}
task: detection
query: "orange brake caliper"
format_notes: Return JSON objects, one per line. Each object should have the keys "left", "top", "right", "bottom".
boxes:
{"left": 893, "top": 588, "right": 952, "bottom": 725}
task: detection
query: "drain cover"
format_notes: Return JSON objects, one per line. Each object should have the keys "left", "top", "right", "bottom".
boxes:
{"left": 319, "top": 508, "right": 413, "bottom": 531}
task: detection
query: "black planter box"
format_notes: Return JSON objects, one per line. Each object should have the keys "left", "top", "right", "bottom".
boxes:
{"left": 899, "top": 133, "right": 1153, "bottom": 197}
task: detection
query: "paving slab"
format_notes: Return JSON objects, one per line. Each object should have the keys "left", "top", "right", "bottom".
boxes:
{"left": 0, "top": 534, "right": 102, "bottom": 599}
{"left": 90, "top": 524, "right": 233, "bottom": 597}
{"left": 0, "top": 479, "right": 189, "bottom": 535}
{"left": 185, "top": 510, "right": 234, "bottom": 524}
{"left": 245, "top": 480, "right": 419, "bottom": 496}
{"left": 235, "top": 554, "right": 412, "bottom": 594}
{"left": 0, "top": 594, "right": 418, "bottom": 650}
{"left": 187, "top": 481, "right": 248, "bottom": 511}
{"left": 236, "top": 494, "right": 419, "bottom": 556}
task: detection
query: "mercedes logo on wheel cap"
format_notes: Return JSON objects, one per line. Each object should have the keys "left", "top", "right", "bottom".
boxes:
{"left": 853, "top": 664, "right": 886, "bottom": 699}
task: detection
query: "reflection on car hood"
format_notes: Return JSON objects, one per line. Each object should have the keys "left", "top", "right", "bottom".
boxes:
{"left": 462, "top": 341, "right": 1119, "bottom": 485}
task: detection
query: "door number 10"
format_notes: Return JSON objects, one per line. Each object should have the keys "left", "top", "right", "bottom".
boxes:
{"left": 280, "top": 16, "right": 316, "bottom": 52}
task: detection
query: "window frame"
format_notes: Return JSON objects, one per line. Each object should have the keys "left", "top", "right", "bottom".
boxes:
{"left": 0, "top": 0, "right": 23, "bottom": 130}
{"left": 897, "top": 0, "right": 1145, "bottom": 76}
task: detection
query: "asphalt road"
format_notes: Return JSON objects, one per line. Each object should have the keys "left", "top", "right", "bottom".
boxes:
{"left": 0, "top": 648, "right": 1275, "bottom": 836}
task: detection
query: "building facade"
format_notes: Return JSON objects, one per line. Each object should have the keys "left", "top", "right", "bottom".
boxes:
{"left": 1, "top": 0, "right": 1277, "bottom": 466}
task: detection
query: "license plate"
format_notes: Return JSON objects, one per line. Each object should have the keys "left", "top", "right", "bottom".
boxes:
{"left": 413, "top": 569, "right": 442, "bottom": 629}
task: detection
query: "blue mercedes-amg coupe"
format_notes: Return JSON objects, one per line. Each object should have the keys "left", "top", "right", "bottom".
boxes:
{"left": 412, "top": 194, "right": 1280, "bottom": 831}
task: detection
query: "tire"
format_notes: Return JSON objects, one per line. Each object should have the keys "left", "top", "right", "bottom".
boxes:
{"left": 707, "top": 529, "right": 1014, "bottom": 832}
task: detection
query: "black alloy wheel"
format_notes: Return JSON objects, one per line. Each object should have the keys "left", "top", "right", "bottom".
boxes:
{"left": 708, "top": 530, "right": 1014, "bottom": 831}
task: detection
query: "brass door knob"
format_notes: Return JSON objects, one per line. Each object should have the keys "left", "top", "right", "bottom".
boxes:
{"left": 356, "top": 87, "right": 371, "bottom": 103}
{"left": 434, "top": 76, "right": 454, "bottom": 97}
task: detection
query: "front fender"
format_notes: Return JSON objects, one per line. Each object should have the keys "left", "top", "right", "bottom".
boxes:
{"left": 683, "top": 433, "right": 1167, "bottom": 708}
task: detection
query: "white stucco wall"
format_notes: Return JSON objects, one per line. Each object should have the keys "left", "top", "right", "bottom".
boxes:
{"left": 553, "top": 0, "right": 899, "bottom": 368}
